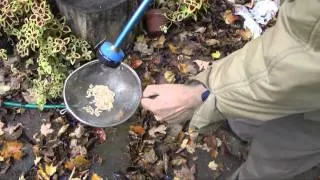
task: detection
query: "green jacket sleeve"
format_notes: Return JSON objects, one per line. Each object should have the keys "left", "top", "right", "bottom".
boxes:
{"left": 190, "top": 0, "right": 320, "bottom": 130}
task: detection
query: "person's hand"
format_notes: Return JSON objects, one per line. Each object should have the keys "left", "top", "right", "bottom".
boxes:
{"left": 141, "top": 84, "right": 207, "bottom": 124}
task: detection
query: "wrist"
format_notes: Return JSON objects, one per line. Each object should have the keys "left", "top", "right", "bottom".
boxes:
{"left": 193, "top": 85, "right": 210, "bottom": 102}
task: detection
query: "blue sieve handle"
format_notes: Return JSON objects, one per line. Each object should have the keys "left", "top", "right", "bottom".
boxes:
{"left": 113, "top": 0, "right": 153, "bottom": 49}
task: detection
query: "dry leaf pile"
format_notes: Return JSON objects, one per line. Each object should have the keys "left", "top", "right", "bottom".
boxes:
{"left": 115, "top": 112, "right": 234, "bottom": 179}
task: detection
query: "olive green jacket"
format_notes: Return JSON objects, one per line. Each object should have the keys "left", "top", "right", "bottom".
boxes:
{"left": 190, "top": 0, "right": 320, "bottom": 130}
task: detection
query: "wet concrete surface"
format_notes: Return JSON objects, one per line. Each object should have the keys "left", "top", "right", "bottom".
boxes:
{"left": 91, "top": 119, "right": 133, "bottom": 179}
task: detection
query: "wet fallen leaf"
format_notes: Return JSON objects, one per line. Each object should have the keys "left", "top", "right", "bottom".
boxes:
{"left": 4, "top": 123, "right": 22, "bottom": 134}
{"left": 69, "top": 125, "right": 85, "bottom": 138}
{"left": 208, "top": 161, "right": 218, "bottom": 171}
{"left": 142, "top": 148, "right": 158, "bottom": 164}
{"left": 0, "top": 121, "right": 4, "bottom": 136}
{"left": 174, "top": 164, "right": 196, "bottom": 180}
{"left": 238, "top": 28, "right": 253, "bottom": 40}
{"left": 180, "top": 139, "right": 189, "bottom": 149}
{"left": 70, "top": 145, "right": 87, "bottom": 157}
{"left": 223, "top": 10, "right": 240, "bottom": 25}
{"left": 91, "top": 173, "right": 103, "bottom": 180}
{"left": 38, "top": 166, "right": 49, "bottom": 180}
{"left": 148, "top": 124, "right": 167, "bottom": 137}
{"left": 152, "top": 35, "right": 166, "bottom": 48}
{"left": 95, "top": 128, "right": 107, "bottom": 143}
{"left": 186, "top": 141, "right": 196, "bottom": 154}
{"left": 193, "top": 60, "right": 211, "bottom": 71}
{"left": 45, "top": 164, "right": 57, "bottom": 176}
{"left": 22, "top": 88, "right": 37, "bottom": 103}
{"left": 205, "top": 39, "right": 220, "bottom": 46}
{"left": 134, "top": 35, "right": 153, "bottom": 55}
{"left": 216, "top": 138, "right": 222, "bottom": 147}
{"left": 197, "top": 143, "right": 211, "bottom": 152}
{"left": 130, "top": 58, "right": 143, "bottom": 69}
{"left": 211, "top": 149, "right": 219, "bottom": 159}
{"left": 129, "top": 125, "right": 145, "bottom": 136}
{"left": 194, "top": 26, "right": 206, "bottom": 33}
{"left": 178, "top": 63, "right": 189, "bottom": 74}
{"left": 168, "top": 43, "right": 179, "bottom": 54}
{"left": 64, "top": 155, "right": 90, "bottom": 170}
{"left": 34, "top": 156, "right": 41, "bottom": 166}
{"left": 1, "top": 140, "right": 24, "bottom": 160}
{"left": 171, "top": 156, "right": 187, "bottom": 166}
{"left": 3, "top": 123, "right": 23, "bottom": 140}
{"left": 211, "top": 51, "right": 221, "bottom": 59}
{"left": 136, "top": 35, "right": 146, "bottom": 42}
{"left": 18, "top": 174, "right": 26, "bottom": 180}
{"left": 40, "top": 123, "right": 54, "bottom": 137}
{"left": 32, "top": 145, "right": 40, "bottom": 156}
{"left": 0, "top": 84, "right": 10, "bottom": 95}
{"left": 57, "top": 124, "right": 69, "bottom": 137}
{"left": 164, "top": 71, "right": 176, "bottom": 83}
{"left": 181, "top": 46, "right": 193, "bottom": 56}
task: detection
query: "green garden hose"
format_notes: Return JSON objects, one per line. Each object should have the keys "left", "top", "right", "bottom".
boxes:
{"left": 3, "top": 101, "right": 65, "bottom": 109}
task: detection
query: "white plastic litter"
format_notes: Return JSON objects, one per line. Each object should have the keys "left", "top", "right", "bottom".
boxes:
{"left": 235, "top": 5, "right": 262, "bottom": 39}
{"left": 250, "top": 0, "right": 279, "bottom": 25}
{"left": 234, "top": 0, "right": 279, "bottom": 39}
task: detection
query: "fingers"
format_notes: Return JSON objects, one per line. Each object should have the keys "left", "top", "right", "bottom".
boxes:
{"left": 143, "top": 85, "right": 160, "bottom": 97}
{"left": 141, "top": 98, "right": 157, "bottom": 112}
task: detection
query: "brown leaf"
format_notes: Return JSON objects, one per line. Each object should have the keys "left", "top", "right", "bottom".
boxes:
{"left": 171, "top": 156, "right": 187, "bottom": 166}
{"left": 0, "top": 121, "right": 4, "bottom": 136}
{"left": 40, "top": 123, "right": 54, "bottom": 137}
{"left": 22, "top": 88, "right": 37, "bottom": 103}
{"left": 95, "top": 128, "right": 107, "bottom": 143}
{"left": 129, "top": 125, "right": 145, "bottom": 136}
{"left": 237, "top": 28, "right": 252, "bottom": 40}
{"left": 3, "top": 123, "right": 23, "bottom": 141}
{"left": 223, "top": 10, "right": 240, "bottom": 25}
{"left": 1, "top": 140, "right": 24, "bottom": 160}
{"left": 142, "top": 149, "right": 158, "bottom": 164}
{"left": 181, "top": 46, "right": 194, "bottom": 56}
{"left": 130, "top": 58, "right": 143, "bottom": 69}
{"left": 64, "top": 155, "right": 90, "bottom": 170}
{"left": 91, "top": 173, "right": 103, "bottom": 180}
{"left": 69, "top": 125, "right": 85, "bottom": 138}
{"left": 205, "top": 39, "right": 220, "bottom": 46}
{"left": 204, "top": 135, "right": 217, "bottom": 150}
{"left": 194, "top": 26, "right": 206, "bottom": 33}
{"left": 174, "top": 164, "right": 196, "bottom": 180}
{"left": 148, "top": 125, "right": 167, "bottom": 137}
{"left": 57, "top": 124, "right": 69, "bottom": 137}
{"left": 210, "top": 149, "right": 219, "bottom": 159}
{"left": 168, "top": 43, "right": 179, "bottom": 54}
{"left": 32, "top": 145, "right": 40, "bottom": 156}
{"left": 152, "top": 35, "right": 166, "bottom": 48}
{"left": 178, "top": 63, "right": 189, "bottom": 74}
